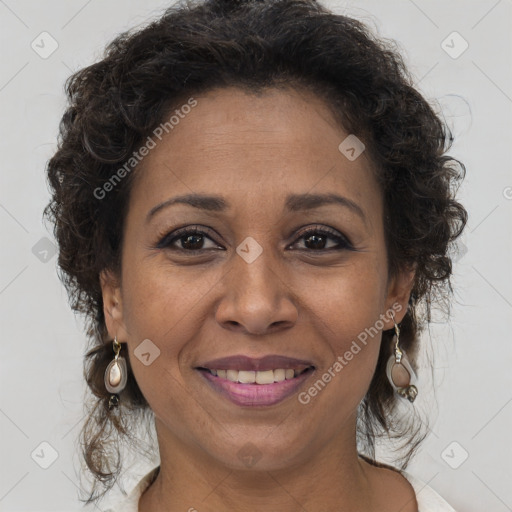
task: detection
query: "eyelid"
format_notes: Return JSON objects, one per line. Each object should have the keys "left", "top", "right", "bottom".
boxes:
{"left": 291, "top": 224, "right": 353, "bottom": 249}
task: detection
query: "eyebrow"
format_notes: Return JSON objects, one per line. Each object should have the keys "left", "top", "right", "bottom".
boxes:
{"left": 146, "top": 192, "right": 367, "bottom": 225}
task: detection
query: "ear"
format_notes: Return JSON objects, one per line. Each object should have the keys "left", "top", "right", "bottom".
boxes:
{"left": 383, "top": 264, "right": 416, "bottom": 329}
{"left": 100, "top": 269, "right": 129, "bottom": 342}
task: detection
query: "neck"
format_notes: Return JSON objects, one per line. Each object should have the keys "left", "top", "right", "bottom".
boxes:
{"left": 138, "top": 418, "right": 376, "bottom": 512}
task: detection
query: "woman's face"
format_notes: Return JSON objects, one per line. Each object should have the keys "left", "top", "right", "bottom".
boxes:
{"left": 101, "top": 86, "right": 414, "bottom": 472}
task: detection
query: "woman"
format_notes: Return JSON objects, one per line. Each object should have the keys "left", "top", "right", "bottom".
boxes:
{"left": 44, "top": 0, "right": 467, "bottom": 510}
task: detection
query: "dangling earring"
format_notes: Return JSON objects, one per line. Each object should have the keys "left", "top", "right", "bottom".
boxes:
{"left": 104, "top": 336, "right": 128, "bottom": 410}
{"left": 386, "top": 312, "right": 418, "bottom": 403}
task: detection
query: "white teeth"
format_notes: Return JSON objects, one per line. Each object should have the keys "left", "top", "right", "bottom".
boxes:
{"left": 226, "top": 369, "right": 238, "bottom": 382}
{"left": 274, "top": 369, "right": 286, "bottom": 382}
{"left": 237, "top": 370, "right": 256, "bottom": 383}
{"left": 256, "top": 370, "right": 274, "bottom": 384}
{"left": 208, "top": 368, "right": 307, "bottom": 384}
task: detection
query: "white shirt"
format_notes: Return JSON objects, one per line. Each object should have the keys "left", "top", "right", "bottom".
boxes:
{"left": 105, "top": 466, "right": 456, "bottom": 511}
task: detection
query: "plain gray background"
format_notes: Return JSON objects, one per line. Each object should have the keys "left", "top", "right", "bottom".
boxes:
{"left": 1, "top": 0, "right": 511, "bottom": 511}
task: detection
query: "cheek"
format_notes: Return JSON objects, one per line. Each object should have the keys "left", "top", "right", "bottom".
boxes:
{"left": 306, "top": 262, "right": 386, "bottom": 396}
{"left": 119, "top": 256, "right": 225, "bottom": 388}
{"left": 311, "top": 258, "right": 386, "bottom": 333}
{"left": 118, "top": 262, "right": 194, "bottom": 412}
{"left": 120, "top": 253, "right": 211, "bottom": 333}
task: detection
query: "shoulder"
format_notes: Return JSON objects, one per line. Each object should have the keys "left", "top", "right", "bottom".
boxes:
{"left": 360, "top": 457, "right": 457, "bottom": 512}
{"left": 104, "top": 466, "right": 160, "bottom": 512}
{"left": 366, "top": 464, "right": 419, "bottom": 512}
{"left": 401, "top": 470, "right": 457, "bottom": 512}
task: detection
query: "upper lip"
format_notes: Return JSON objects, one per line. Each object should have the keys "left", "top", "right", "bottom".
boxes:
{"left": 196, "top": 355, "right": 315, "bottom": 372}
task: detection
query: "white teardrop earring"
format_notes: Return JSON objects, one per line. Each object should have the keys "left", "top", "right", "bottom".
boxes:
{"left": 386, "top": 312, "right": 418, "bottom": 403}
{"left": 104, "top": 336, "right": 128, "bottom": 409}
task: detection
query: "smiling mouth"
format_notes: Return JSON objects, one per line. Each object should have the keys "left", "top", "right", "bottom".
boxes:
{"left": 197, "top": 366, "right": 314, "bottom": 384}
{"left": 196, "top": 364, "right": 315, "bottom": 407}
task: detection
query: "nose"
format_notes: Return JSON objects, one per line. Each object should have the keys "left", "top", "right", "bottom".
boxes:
{"left": 214, "top": 247, "right": 298, "bottom": 336}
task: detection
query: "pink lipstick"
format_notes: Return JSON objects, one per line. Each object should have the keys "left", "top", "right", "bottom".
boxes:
{"left": 195, "top": 354, "right": 315, "bottom": 407}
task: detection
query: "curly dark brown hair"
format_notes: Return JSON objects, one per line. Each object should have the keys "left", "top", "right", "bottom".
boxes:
{"left": 43, "top": 0, "right": 468, "bottom": 505}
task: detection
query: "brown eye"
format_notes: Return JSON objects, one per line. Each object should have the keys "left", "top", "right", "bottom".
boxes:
{"left": 177, "top": 232, "right": 206, "bottom": 250}
{"left": 291, "top": 226, "right": 353, "bottom": 251}
{"left": 155, "top": 224, "right": 353, "bottom": 254}
{"left": 157, "top": 226, "right": 222, "bottom": 252}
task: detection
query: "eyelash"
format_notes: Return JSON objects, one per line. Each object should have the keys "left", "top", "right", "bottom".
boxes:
{"left": 155, "top": 224, "right": 354, "bottom": 253}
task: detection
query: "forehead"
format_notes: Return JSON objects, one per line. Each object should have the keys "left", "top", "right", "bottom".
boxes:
{"left": 128, "top": 86, "right": 382, "bottom": 227}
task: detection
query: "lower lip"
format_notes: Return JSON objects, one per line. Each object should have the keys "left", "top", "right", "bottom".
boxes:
{"left": 197, "top": 368, "right": 314, "bottom": 407}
